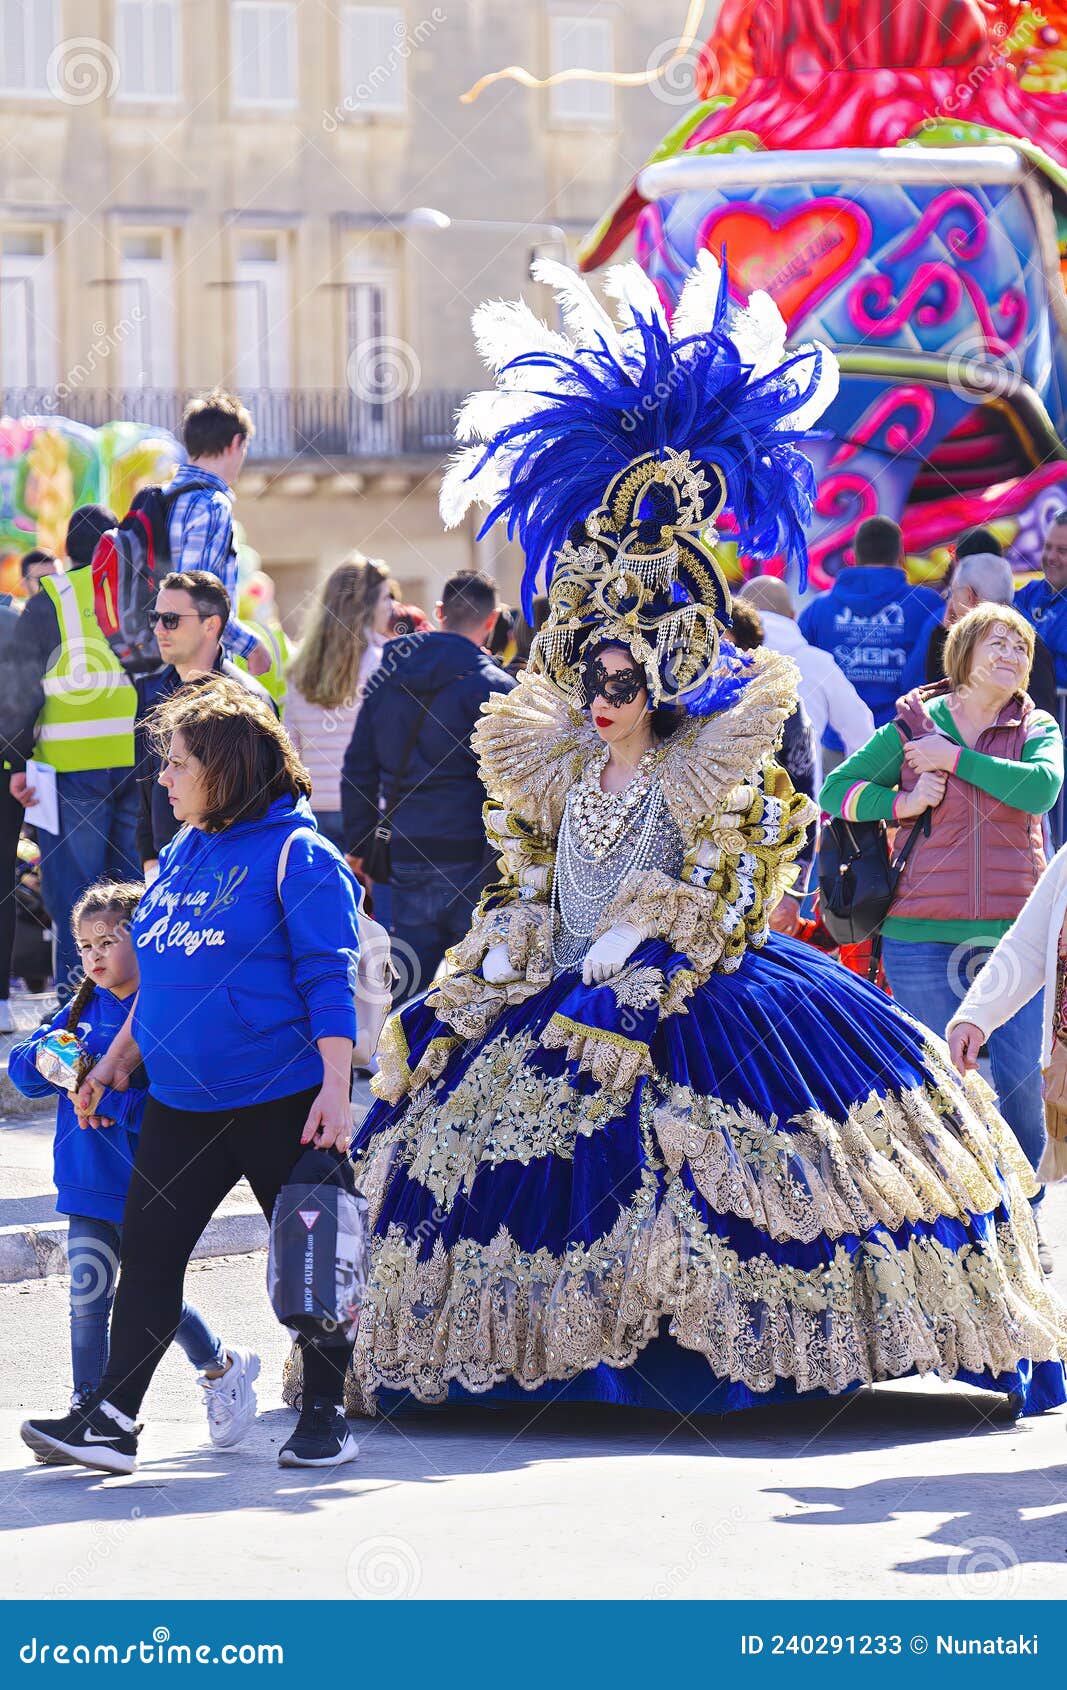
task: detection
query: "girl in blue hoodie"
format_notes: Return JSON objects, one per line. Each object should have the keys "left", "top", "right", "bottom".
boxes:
{"left": 20, "top": 680, "right": 363, "bottom": 1475}
{"left": 8, "top": 882, "right": 259, "bottom": 1445}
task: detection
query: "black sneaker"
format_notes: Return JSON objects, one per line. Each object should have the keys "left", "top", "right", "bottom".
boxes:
{"left": 278, "top": 1397, "right": 359, "bottom": 1468}
{"left": 21, "top": 1396, "right": 140, "bottom": 1475}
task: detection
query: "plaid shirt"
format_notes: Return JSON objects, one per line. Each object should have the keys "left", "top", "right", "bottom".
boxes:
{"left": 166, "top": 463, "right": 257, "bottom": 660}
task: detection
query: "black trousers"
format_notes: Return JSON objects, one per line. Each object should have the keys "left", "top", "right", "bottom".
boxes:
{"left": 0, "top": 776, "right": 22, "bottom": 1001}
{"left": 100, "top": 1086, "right": 352, "bottom": 1417}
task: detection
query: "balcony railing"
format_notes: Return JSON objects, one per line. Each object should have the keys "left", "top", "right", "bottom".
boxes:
{"left": 0, "top": 387, "right": 466, "bottom": 462}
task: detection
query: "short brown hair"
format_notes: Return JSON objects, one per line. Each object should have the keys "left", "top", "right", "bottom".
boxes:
{"left": 440, "top": 569, "right": 497, "bottom": 630}
{"left": 182, "top": 388, "right": 254, "bottom": 459}
{"left": 943, "top": 601, "right": 1035, "bottom": 693}
{"left": 854, "top": 515, "right": 903, "bottom": 566}
{"left": 149, "top": 675, "right": 309, "bottom": 832}
{"left": 160, "top": 569, "right": 231, "bottom": 628}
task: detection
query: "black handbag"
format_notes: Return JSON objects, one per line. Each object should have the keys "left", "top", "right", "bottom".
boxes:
{"left": 360, "top": 690, "right": 438, "bottom": 884}
{"left": 818, "top": 809, "right": 930, "bottom": 951}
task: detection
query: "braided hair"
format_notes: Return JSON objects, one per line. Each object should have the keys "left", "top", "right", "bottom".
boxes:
{"left": 66, "top": 882, "right": 144, "bottom": 1032}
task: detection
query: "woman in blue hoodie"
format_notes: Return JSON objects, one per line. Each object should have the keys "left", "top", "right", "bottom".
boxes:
{"left": 8, "top": 882, "right": 258, "bottom": 1448}
{"left": 20, "top": 680, "right": 363, "bottom": 1476}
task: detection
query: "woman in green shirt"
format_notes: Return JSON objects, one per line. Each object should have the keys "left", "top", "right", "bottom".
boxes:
{"left": 821, "top": 602, "right": 1063, "bottom": 1262}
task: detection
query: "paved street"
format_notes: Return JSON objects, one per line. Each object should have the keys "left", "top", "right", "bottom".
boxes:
{"left": 1, "top": 1184, "right": 1066, "bottom": 1601}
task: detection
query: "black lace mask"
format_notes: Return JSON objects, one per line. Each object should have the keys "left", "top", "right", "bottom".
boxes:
{"left": 582, "top": 654, "right": 646, "bottom": 707}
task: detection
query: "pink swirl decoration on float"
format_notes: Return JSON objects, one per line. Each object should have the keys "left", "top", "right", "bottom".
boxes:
{"left": 806, "top": 474, "right": 880, "bottom": 591}
{"left": 847, "top": 186, "right": 1028, "bottom": 352}
{"left": 849, "top": 262, "right": 963, "bottom": 337}
{"left": 829, "top": 386, "right": 937, "bottom": 466}
{"left": 890, "top": 188, "right": 989, "bottom": 264}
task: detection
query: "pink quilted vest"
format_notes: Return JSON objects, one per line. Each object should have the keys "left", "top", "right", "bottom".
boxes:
{"left": 891, "top": 683, "right": 1046, "bottom": 925}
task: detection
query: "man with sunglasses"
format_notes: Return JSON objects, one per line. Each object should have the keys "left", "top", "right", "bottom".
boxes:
{"left": 134, "top": 572, "right": 273, "bottom": 877}
{"left": 1016, "top": 509, "right": 1067, "bottom": 690}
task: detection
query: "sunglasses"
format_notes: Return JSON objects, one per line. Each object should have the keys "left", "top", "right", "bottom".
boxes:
{"left": 582, "top": 655, "right": 646, "bottom": 707}
{"left": 147, "top": 609, "right": 204, "bottom": 631}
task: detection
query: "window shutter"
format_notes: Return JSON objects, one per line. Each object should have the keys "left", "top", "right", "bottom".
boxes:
{"left": 232, "top": 2, "right": 295, "bottom": 105}
{"left": 549, "top": 16, "right": 614, "bottom": 123}
{"left": 342, "top": 5, "right": 406, "bottom": 114}
{"left": 1, "top": 0, "right": 59, "bottom": 92}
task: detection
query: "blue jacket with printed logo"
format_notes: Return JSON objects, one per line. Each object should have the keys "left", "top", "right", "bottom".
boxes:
{"left": 798, "top": 566, "right": 943, "bottom": 744}
{"left": 130, "top": 797, "right": 361, "bottom": 1112}
{"left": 7, "top": 988, "right": 144, "bottom": 1223}
{"left": 1016, "top": 578, "right": 1067, "bottom": 689}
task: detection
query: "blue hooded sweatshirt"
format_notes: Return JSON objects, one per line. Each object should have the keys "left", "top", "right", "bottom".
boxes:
{"left": 7, "top": 989, "right": 145, "bottom": 1224}
{"left": 798, "top": 566, "right": 943, "bottom": 744}
{"left": 130, "top": 797, "right": 361, "bottom": 1112}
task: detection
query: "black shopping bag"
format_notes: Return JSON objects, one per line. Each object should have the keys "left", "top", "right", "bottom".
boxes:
{"left": 267, "top": 1148, "right": 370, "bottom": 1346}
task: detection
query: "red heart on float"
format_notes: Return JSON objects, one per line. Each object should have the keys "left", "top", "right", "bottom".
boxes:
{"left": 699, "top": 202, "right": 871, "bottom": 329}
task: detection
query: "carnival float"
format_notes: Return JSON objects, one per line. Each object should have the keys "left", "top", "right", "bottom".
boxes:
{"left": 577, "top": 0, "right": 1067, "bottom": 587}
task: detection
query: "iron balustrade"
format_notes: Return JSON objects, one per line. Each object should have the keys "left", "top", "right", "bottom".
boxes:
{"left": 0, "top": 387, "right": 465, "bottom": 462}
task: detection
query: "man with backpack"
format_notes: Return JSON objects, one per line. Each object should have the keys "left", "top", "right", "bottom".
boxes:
{"left": 9, "top": 504, "right": 141, "bottom": 1005}
{"left": 164, "top": 390, "right": 270, "bottom": 677}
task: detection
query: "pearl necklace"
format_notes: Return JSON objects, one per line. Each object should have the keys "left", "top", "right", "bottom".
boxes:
{"left": 568, "top": 747, "right": 658, "bottom": 860}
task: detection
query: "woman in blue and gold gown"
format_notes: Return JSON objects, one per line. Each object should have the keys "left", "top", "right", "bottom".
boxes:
{"left": 303, "top": 254, "right": 1067, "bottom": 1420}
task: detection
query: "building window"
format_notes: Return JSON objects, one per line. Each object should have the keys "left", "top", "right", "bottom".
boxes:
{"left": 118, "top": 231, "right": 176, "bottom": 390}
{"left": 233, "top": 233, "right": 292, "bottom": 452}
{"left": 548, "top": 15, "right": 614, "bottom": 126}
{"left": 341, "top": 5, "right": 407, "bottom": 116}
{"left": 0, "top": 0, "right": 59, "bottom": 96}
{"left": 231, "top": 1, "right": 296, "bottom": 108}
{"left": 116, "top": 0, "right": 180, "bottom": 101}
{"left": 1, "top": 229, "right": 56, "bottom": 391}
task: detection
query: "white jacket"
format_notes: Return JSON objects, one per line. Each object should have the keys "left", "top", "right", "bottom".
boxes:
{"left": 948, "top": 843, "right": 1067, "bottom": 1066}
{"left": 759, "top": 610, "right": 875, "bottom": 782}
{"left": 285, "top": 635, "right": 385, "bottom": 814}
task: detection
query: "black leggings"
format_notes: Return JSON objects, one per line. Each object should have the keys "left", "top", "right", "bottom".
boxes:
{"left": 100, "top": 1086, "right": 351, "bottom": 1417}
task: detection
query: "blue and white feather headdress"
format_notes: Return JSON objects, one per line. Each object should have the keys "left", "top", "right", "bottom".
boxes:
{"left": 440, "top": 252, "right": 838, "bottom": 707}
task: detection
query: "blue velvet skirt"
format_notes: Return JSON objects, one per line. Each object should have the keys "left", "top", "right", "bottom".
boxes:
{"left": 337, "top": 935, "right": 1067, "bottom": 1419}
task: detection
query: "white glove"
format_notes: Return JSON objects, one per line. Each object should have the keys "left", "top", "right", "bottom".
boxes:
{"left": 483, "top": 941, "right": 523, "bottom": 985}
{"left": 582, "top": 922, "right": 644, "bottom": 986}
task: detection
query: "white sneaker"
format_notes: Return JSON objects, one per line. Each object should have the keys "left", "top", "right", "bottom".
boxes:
{"left": 0, "top": 1000, "right": 14, "bottom": 1033}
{"left": 198, "top": 1347, "right": 260, "bottom": 1449}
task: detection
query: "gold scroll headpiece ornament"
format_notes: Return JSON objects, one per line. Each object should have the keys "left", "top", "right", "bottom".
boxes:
{"left": 529, "top": 447, "right": 731, "bottom": 708}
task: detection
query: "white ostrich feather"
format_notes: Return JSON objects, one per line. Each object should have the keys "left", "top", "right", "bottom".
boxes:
{"left": 776, "top": 340, "right": 840, "bottom": 432}
{"left": 471, "top": 296, "right": 570, "bottom": 377}
{"left": 601, "top": 261, "right": 669, "bottom": 336}
{"left": 454, "top": 388, "right": 547, "bottom": 444}
{"left": 728, "top": 289, "right": 788, "bottom": 379}
{"left": 670, "top": 250, "right": 723, "bottom": 342}
{"left": 439, "top": 445, "right": 491, "bottom": 527}
{"left": 529, "top": 257, "right": 623, "bottom": 359}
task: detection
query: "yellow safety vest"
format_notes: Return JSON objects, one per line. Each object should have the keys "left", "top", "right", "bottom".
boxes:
{"left": 234, "top": 619, "right": 289, "bottom": 719}
{"left": 34, "top": 570, "right": 137, "bottom": 772}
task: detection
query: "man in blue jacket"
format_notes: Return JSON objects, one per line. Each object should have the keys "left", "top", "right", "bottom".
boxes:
{"left": 343, "top": 569, "right": 515, "bottom": 997}
{"left": 1016, "top": 508, "right": 1067, "bottom": 689}
{"left": 798, "top": 516, "right": 943, "bottom": 751}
